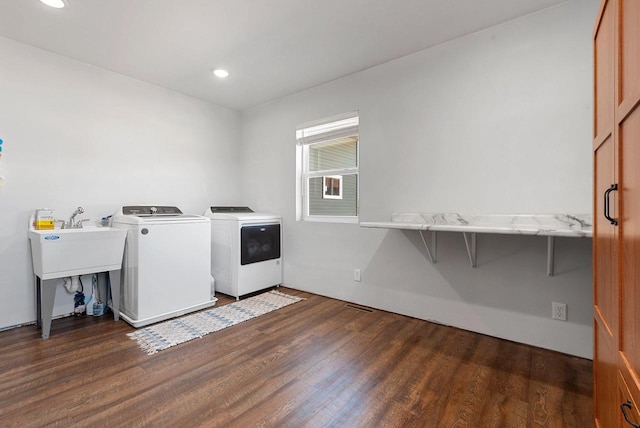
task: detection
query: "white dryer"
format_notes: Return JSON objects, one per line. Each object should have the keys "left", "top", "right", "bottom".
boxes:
{"left": 112, "top": 206, "right": 215, "bottom": 327}
{"left": 204, "top": 206, "right": 282, "bottom": 300}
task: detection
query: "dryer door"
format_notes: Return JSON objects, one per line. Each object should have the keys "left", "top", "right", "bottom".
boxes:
{"left": 240, "top": 223, "right": 281, "bottom": 265}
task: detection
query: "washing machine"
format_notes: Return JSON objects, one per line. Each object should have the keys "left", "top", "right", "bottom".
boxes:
{"left": 112, "top": 206, "right": 215, "bottom": 327}
{"left": 204, "top": 206, "right": 282, "bottom": 300}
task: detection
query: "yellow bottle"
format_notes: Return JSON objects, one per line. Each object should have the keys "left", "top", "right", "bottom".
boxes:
{"left": 35, "top": 209, "right": 55, "bottom": 230}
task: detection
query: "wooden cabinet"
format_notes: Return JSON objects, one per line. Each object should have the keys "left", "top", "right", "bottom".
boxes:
{"left": 593, "top": 1, "right": 640, "bottom": 427}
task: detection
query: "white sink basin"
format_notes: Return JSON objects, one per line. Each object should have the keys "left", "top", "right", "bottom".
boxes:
{"left": 28, "top": 227, "right": 127, "bottom": 279}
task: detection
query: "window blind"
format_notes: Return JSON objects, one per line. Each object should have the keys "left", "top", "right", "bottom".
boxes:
{"left": 296, "top": 111, "right": 359, "bottom": 146}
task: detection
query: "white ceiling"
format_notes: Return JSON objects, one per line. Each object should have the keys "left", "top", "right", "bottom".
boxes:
{"left": 0, "top": 0, "right": 569, "bottom": 111}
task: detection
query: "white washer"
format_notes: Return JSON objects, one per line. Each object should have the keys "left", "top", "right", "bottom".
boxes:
{"left": 205, "top": 207, "right": 282, "bottom": 300}
{"left": 112, "top": 206, "right": 215, "bottom": 327}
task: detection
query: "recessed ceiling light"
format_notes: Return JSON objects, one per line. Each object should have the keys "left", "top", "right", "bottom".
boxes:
{"left": 40, "top": 0, "right": 66, "bottom": 8}
{"left": 212, "top": 69, "right": 229, "bottom": 78}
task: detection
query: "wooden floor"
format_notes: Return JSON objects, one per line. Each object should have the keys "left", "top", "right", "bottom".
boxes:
{"left": 0, "top": 288, "right": 592, "bottom": 427}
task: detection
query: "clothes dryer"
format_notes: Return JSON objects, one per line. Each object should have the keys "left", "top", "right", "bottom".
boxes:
{"left": 112, "top": 206, "right": 215, "bottom": 327}
{"left": 205, "top": 207, "right": 282, "bottom": 300}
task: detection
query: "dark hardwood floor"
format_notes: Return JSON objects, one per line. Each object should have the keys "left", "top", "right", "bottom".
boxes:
{"left": 0, "top": 288, "right": 593, "bottom": 427}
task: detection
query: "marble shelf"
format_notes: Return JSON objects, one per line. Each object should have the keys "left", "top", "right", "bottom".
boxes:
{"left": 360, "top": 213, "right": 592, "bottom": 276}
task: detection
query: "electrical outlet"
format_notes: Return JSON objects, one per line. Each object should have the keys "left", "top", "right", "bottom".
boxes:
{"left": 552, "top": 302, "right": 567, "bottom": 321}
{"left": 354, "top": 269, "right": 361, "bottom": 282}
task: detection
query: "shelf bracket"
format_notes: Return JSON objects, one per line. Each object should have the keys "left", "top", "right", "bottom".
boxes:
{"left": 463, "top": 232, "right": 477, "bottom": 268}
{"left": 418, "top": 230, "right": 437, "bottom": 263}
{"left": 547, "top": 236, "right": 555, "bottom": 277}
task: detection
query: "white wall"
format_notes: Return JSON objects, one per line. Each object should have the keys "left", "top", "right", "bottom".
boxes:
{"left": 0, "top": 36, "right": 240, "bottom": 328}
{"left": 240, "top": 0, "right": 598, "bottom": 358}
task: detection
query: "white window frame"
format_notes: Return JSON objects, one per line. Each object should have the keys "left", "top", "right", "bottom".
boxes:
{"left": 296, "top": 112, "right": 359, "bottom": 223}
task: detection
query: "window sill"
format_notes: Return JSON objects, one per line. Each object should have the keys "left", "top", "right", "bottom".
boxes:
{"left": 300, "top": 216, "right": 359, "bottom": 224}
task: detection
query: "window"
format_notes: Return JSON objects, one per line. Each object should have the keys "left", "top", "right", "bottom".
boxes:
{"left": 323, "top": 176, "right": 342, "bottom": 199}
{"left": 296, "top": 112, "right": 359, "bottom": 222}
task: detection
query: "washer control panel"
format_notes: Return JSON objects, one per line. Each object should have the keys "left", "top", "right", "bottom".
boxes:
{"left": 122, "top": 206, "right": 183, "bottom": 216}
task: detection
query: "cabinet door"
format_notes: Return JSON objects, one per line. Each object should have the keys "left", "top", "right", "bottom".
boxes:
{"left": 594, "top": 0, "right": 615, "bottom": 144}
{"left": 594, "top": 133, "right": 619, "bottom": 428}
{"left": 618, "top": 0, "right": 640, "bottom": 418}
{"left": 593, "top": 1, "right": 618, "bottom": 427}
{"left": 618, "top": 371, "right": 640, "bottom": 428}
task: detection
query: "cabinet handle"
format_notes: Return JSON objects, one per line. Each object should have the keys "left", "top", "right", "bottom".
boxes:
{"left": 622, "top": 400, "right": 640, "bottom": 427}
{"left": 604, "top": 183, "right": 618, "bottom": 226}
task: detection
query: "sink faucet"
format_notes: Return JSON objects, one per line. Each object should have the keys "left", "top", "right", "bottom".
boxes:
{"left": 66, "top": 206, "right": 85, "bottom": 229}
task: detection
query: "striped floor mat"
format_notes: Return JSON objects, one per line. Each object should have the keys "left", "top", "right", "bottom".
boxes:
{"left": 128, "top": 290, "right": 304, "bottom": 354}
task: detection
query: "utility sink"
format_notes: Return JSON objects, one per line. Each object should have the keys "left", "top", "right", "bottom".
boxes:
{"left": 28, "top": 227, "right": 127, "bottom": 279}
{"left": 28, "top": 226, "right": 127, "bottom": 339}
